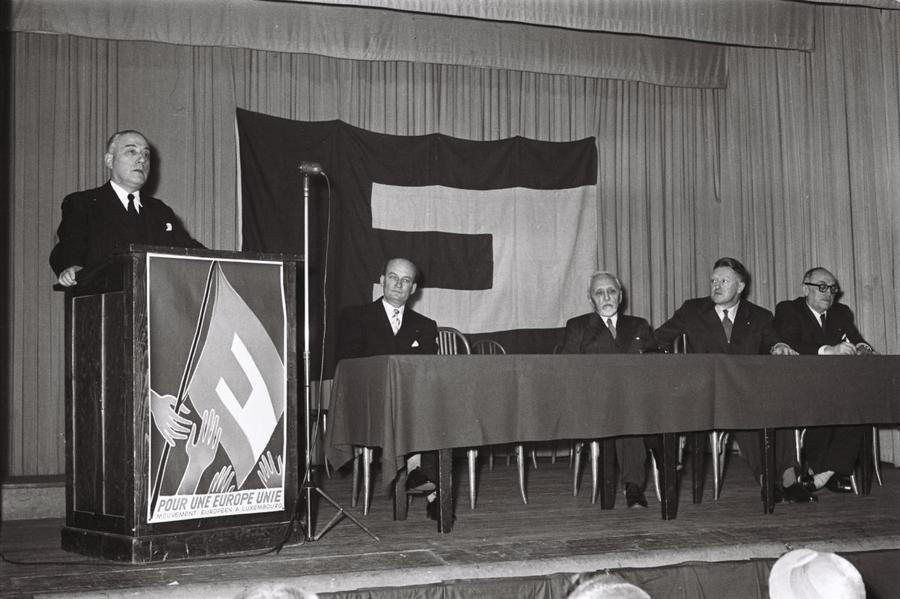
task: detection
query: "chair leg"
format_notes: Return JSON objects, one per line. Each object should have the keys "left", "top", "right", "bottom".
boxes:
{"left": 590, "top": 441, "right": 600, "bottom": 505}
{"left": 351, "top": 448, "right": 360, "bottom": 508}
{"left": 573, "top": 442, "right": 583, "bottom": 496}
{"left": 516, "top": 445, "right": 528, "bottom": 504}
{"left": 711, "top": 432, "right": 728, "bottom": 501}
{"left": 531, "top": 449, "right": 538, "bottom": 470}
{"left": 468, "top": 448, "right": 478, "bottom": 509}
{"left": 489, "top": 446, "right": 495, "bottom": 472}
{"left": 873, "top": 426, "right": 883, "bottom": 486}
{"left": 850, "top": 473, "right": 860, "bottom": 495}
{"left": 649, "top": 451, "right": 662, "bottom": 502}
{"left": 363, "top": 447, "right": 373, "bottom": 514}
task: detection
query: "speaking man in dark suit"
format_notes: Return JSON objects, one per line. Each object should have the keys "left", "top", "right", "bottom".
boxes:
{"left": 773, "top": 267, "right": 876, "bottom": 495}
{"left": 560, "top": 271, "right": 658, "bottom": 508}
{"left": 49, "top": 129, "right": 203, "bottom": 287}
{"left": 654, "top": 257, "right": 815, "bottom": 504}
{"left": 337, "top": 257, "right": 439, "bottom": 514}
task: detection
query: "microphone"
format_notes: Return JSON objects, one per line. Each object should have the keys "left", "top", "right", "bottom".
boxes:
{"left": 299, "top": 161, "right": 324, "bottom": 176}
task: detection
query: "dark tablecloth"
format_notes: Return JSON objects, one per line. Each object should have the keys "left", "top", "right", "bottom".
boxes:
{"left": 325, "top": 354, "right": 900, "bottom": 486}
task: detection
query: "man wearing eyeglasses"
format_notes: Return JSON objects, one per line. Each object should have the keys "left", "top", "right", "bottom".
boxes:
{"left": 773, "top": 267, "right": 875, "bottom": 495}
{"left": 337, "top": 257, "right": 440, "bottom": 516}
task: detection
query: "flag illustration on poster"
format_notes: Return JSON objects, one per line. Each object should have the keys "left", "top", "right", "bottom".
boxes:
{"left": 237, "top": 109, "right": 598, "bottom": 377}
{"left": 148, "top": 257, "right": 287, "bottom": 523}
{"left": 185, "top": 264, "right": 286, "bottom": 487}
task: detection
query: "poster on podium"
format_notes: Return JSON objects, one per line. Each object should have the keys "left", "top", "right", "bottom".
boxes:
{"left": 145, "top": 253, "right": 288, "bottom": 524}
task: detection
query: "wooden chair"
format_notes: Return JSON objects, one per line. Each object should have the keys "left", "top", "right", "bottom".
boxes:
{"left": 471, "top": 339, "right": 533, "bottom": 505}
{"left": 438, "top": 327, "right": 480, "bottom": 509}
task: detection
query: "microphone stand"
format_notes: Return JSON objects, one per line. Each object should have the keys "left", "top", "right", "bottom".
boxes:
{"left": 296, "top": 165, "right": 377, "bottom": 542}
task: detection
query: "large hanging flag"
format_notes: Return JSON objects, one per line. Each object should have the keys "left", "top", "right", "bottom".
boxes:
{"left": 237, "top": 109, "right": 598, "bottom": 376}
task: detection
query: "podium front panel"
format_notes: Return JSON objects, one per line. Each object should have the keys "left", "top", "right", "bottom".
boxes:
{"left": 63, "top": 248, "right": 299, "bottom": 562}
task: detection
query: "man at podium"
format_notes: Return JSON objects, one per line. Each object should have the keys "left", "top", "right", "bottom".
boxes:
{"left": 49, "top": 129, "right": 203, "bottom": 287}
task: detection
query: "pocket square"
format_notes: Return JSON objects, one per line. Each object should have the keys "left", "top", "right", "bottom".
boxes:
{"left": 411, "top": 340, "right": 420, "bottom": 348}
{"left": 165, "top": 222, "right": 173, "bottom": 231}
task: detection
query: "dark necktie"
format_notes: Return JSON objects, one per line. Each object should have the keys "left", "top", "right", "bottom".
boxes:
{"left": 127, "top": 193, "right": 140, "bottom": 220}
{"left": 820, "top": 311, "right": 827, "bottom": 329}
{"left": 722, "top": 309, "right": 733, "bottom": 342}
{"left": 606, "top": 317, "right": 617, "bottom": 340}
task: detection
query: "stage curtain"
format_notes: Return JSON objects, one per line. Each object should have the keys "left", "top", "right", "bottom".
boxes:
{"left": 292, "top": 0, "right": 816, "bottom": 50}
{"left": 8, "top": 0, "right": 725, "bottom": 88}
{"left": 717, "top": 5, "right": 900, "bottom": 355}
{"left": 6, "top": 3, "right": 900, "bottom": 478}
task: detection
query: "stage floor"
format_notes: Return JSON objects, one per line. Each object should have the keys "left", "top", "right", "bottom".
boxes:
{"left": 3, "top": 447, "right": 900, "bottom": 598}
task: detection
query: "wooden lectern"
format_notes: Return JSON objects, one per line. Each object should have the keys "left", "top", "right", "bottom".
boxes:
{"left": 61, "top": 246, "right": 299, "bottom": 562}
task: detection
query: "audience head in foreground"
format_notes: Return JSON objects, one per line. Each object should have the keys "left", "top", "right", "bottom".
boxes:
{"left": 234, "top": 582, "right": 318, "bottom": 599}
{"left": 567, "top": 573, "right": 651, "bottom": 599}
{"left": 768, "top": 548, "right": 865, "bottom": 599}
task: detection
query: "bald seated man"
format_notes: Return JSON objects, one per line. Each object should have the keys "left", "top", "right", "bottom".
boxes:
{"left": 50, "top": 129, "right": 203, "bottom": 287}
{"left": 337, "top": 257, "right": 440, "bottom": 516}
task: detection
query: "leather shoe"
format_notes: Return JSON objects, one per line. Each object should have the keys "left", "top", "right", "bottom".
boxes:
{"left": 825, "top": 475, "right": 854, "bottom": 494}
{"left": 797, "top": 474, "right": 818, "bottom": 494}
{"left": 780, "top": 482, "right": 818, "bottom": 504}
{"left": 625, "top": 483, "right": 648, "bottom": 508}
{"left": 425, "top": 492, "right": 439, "bottom": 520}
{"left": 405, "top": 467, "right": 436, "bottom": 494}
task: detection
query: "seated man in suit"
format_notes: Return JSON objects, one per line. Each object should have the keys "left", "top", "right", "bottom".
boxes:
{"left": 559, "top": 271, "right": 658, "bottom": 508}
{"left": 654, "top": 257, "right": 814, "bottom": 503}
{"left": 50, "top": 129, "right": 203, "bottom": 287}
{"left": 773, "top": 267, "right": 876, "bottom": 494}
{"left": 337, "top": 257, "right": 440, "bottom": 514}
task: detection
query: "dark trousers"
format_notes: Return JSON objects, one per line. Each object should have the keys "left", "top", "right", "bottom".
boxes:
{"left": 804, "top": 425, "right": 865, "bottom": 477}
{"left": 734, "top": 429, "right": 799, "bottom": 483}
{"left": 617, "top": 436, "right": 648, "bottom": 488}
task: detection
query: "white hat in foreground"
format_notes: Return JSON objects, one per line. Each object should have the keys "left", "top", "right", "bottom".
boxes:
{"left": 769, "top": 548, "right": 865, "bottom": 599}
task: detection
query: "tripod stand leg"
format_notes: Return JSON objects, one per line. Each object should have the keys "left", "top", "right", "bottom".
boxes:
{"left": 312, "top": 486, "right": 379, "bottom": 541}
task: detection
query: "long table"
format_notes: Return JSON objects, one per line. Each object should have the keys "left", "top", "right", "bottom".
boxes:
{"left": 325, "top": 354, "right": 900, "bottom": 532}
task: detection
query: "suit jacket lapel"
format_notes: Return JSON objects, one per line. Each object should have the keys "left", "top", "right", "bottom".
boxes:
{"left": 614, "top": 316, "right": 634, "bottom": 350}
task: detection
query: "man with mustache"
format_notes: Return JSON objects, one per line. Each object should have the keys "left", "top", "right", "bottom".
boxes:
{"left": 559, "top": 271, "right": 658, "bottom": 508}
{"left": 50, "top": 129, "right": 203, "bottom": 287}
{"left": 654, "top": 257, "right": 813, "bottom": 504}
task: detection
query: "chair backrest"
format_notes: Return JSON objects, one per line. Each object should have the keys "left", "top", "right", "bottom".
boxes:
{"left": 471, "top": 339, "right": 506, "bottom": 355}
{"left": 437, "top": 326, "right": 471, "bottom": 355}
{"left": 673, "top": 333, "right": 688, "bottom": 354}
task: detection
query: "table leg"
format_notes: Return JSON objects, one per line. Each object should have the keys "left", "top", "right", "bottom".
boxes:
{"left": 599, "top": 438, "right": 617, "bottom": 509}
{"left": 659, "top": 433, "right": 679, "bottom": 520}
{"left": 393, "top": 468, "right": 409, "bottom": 521}
{"left": 859, "top": 426, "right": 873, "bottom": 495}
{"left": 437, "top": 448, "right": 453, "bottom": 533}
{"left": 760, "top": 428, "right": 775, "bottom": 514}
{"left": 691, "top": 432, "right": 705, "bottom": 504}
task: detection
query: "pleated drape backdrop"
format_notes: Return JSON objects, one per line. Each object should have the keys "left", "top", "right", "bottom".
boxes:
{"left": 4, "top": 3, "right": 900, "bottom": 477}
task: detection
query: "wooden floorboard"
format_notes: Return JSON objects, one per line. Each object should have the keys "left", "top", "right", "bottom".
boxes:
{"left": 3, "top": 450, "right": 900, "bottom": 597}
